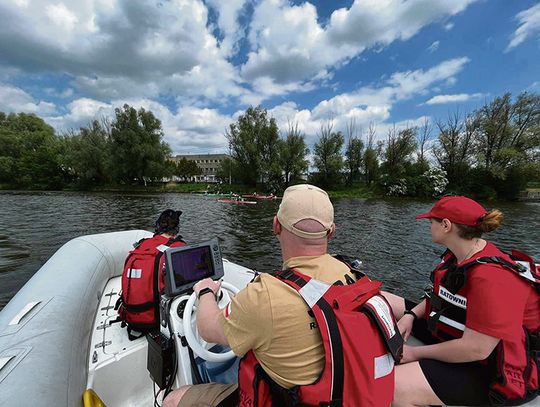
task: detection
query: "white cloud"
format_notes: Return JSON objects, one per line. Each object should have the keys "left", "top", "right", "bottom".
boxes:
{"left": 242, "top": 0, "right": 478, "bottom": 87}
{"left": 444, "top": 22, "right": 454, "bottom": 31}
{"left": 0, "top": 0, "right": 480, "bottom": 107}
{"left": 205, "top": 0, "right": 248, "bottom": 57}
{"left": 45, "top": 3, "right": 79, "bottom": 33}
{"left": 45, "top": 96, "right": 232, "bottom": 154}
{"left": 427, "top": 40, "right": 440, "bottom": 53}
{"left": 0, "top": 83, "right": 56, "bottom": 115}
{"left": 310, "top": 57, "right": 469, "bottom": 120}
{"left": 424, "top": 92, "right": 484, "bottom": 105}
{"left": 0, "top": 0, "right": 243, "bottom": 103}
{"left": 266, "top": 58, "right": 469, "bottom": 146}
{"left": 507, "top": 3, "right": 540, "bottom": 51}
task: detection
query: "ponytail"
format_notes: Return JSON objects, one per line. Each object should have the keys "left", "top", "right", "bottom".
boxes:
{"left": 478, "top": 209, "right": 503, "bottom": 233}
{"left": 455, "top": 208, "right": 503, "bottom": 239}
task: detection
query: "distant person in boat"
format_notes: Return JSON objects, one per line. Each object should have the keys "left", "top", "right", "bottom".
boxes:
{"left": 163, "top": 184, "right": 399, "bottom": 407}
{"left": 383, "top": 196, "right": 540, "bottom": 407}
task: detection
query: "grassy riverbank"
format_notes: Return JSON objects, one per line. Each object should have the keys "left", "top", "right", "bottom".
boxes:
{"left": 0, "top": 182, "right": 379, "bottom": 199}
{"left": 2, "top": 181, "right": 538, "bottom": 201}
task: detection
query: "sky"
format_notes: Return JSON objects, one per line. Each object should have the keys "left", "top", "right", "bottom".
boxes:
{"left": 0, "top": 0, "right": 539, "bottom": 155}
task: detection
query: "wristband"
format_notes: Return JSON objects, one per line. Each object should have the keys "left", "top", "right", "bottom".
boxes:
{"left": 197, "top": 287, "right": 216, "bottom": 300}
{"left": 403, "top": 309, "right": 418, "bottom": 321}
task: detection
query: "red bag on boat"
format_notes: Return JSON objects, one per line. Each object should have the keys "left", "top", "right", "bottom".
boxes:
{"left": 118, "top": 235, "right": 185, "bottom": 335}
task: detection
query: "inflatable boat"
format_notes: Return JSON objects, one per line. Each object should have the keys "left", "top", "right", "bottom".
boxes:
{"left": 0, "top": 230, "right": 254, "bottom": 406}
{"left": 0, "top": 230, "right": 536, "bottom": 407}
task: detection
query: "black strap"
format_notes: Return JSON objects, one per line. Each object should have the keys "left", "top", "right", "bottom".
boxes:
{"left": 332, "top": 254, "right": 365, "bottom": 279}
{"left": 187, "top": 345, "right": 204, "bottom": 384}
{"left": 276, "top": 269, "right": 308, "bottom": 288}
{"left": 475, "top": 256, "right": 530, "bottom": 274}
{"left": 153, "top": 251, "right": 163, "bottom": 324}
{"left": 121, "top": 300, "right": 156, "bottom": 312}
{"left": 114, "top": 295, "right": 122, "bottom": 311}
{"left": 317, "top": 298, "right": 344, "bottom": 405}
{"left": 127, "top": 327, "right": 145, "bottom": 341}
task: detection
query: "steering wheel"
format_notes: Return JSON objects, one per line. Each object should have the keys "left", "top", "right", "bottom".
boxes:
{"left": 182, "top": 281, "right": 239, "bottom": 362}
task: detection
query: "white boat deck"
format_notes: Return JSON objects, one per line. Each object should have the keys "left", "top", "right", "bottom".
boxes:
{"left": 87, "top": 276, "right": 154, "bottom": 406}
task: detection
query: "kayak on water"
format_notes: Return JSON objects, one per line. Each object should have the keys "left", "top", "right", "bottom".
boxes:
{"left": 241, "top": 193, "right": 279, "bottom": 200}
{"left": 217, "top": 198, "right": 257, "bottom": 204}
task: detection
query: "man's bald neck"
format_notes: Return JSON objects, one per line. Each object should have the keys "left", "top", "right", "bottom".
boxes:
{"left": 276, "top": 219, "right": 333, "bottom": 262}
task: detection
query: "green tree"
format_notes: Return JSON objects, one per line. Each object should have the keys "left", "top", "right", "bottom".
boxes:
{"left": 473, "top": 92, "right": 540, "bottom": 174}
{"left": 175, "top": 158, "right": 202, "bottom": 181}
{"left": 61, "top": 119, "right": 112, "bottom": 186}
{"left": 312, "top": 122, "right": 344, "bottom": 188}
{"left": 432, "top": 111, "right": 475, "bottom": 189}
{"left": 363, "top": 122, "right": 380, "bottom": 185}
{"left": 0, "top": 112, "right": 63, "bottom": 188}
{"left": 415, "top": 117, "right": 432, "bottom": 174}
{"left": 226, "top": 106, "right": 280, "bottom": 187}
{"left": 278, "top": 122, "right": 309, "bottom": 187}
{"left": 110, "top": 104, "right": 171, "bottom": 184}
{"left": 469, "top": 92, "right": 540, "bottom": 199}
{"left": 216, "top": 157, "right": 241, "bottom": 184}
{"left": 381, "top": 126, "right": 417, "bottom": 177}
{"left": 344, "top": 119, "right": 363, "bottom": 186}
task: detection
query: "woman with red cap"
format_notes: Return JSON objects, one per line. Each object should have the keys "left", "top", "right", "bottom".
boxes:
{"left": 386, "top": 196, "right": 539, "bottom": 407}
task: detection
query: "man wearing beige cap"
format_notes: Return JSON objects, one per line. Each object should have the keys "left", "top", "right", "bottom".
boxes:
{"left": 164, "top": 184, "right": 356, "bottom": 407}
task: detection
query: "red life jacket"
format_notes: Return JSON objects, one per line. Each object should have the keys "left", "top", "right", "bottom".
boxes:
{"left": 118, "top": 235, "right": 186, "bottom": 334}
{"left": 427, "top": 248, "right": 540, "bottom": 405}
{"left": 238, "top": 268, "right": 403, "bottom": 407}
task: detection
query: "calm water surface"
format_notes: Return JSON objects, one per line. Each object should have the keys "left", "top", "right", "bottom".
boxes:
{"left": 0, "top": 191, "right": 538, "bottom": 310}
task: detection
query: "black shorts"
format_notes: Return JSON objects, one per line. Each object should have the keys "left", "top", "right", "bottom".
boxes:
{"left": 405, "top": 299, "right": 492, "bottom": 406}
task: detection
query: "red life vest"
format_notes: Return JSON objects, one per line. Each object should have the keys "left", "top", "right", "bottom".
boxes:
{"left": 238, "top": 268, "right": 403, "bottom": 407}
{"left": 427, "top": 248, "right": 540, "bottom": 405}
{"left": 118, "top": 235, "right": 186, "bottom": 333}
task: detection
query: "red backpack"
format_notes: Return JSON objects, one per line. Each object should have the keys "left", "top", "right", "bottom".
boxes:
{"left": 118, "top": 235, "right": 185, "bottom": 335}
{"left": 238, "top": 269, "right": 403, "bottom": 407}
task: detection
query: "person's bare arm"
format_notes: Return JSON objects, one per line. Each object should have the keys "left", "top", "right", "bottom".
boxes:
{"left": 401, "top": 327, "right": 499, "bottom": 364}
{"left": 193, "top": 278, "right": 229, "bottom": 346}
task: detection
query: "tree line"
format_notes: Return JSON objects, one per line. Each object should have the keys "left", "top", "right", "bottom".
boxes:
{"left": 1, "top": 92, "right": 538, "bottom": 199}
{"left": 223, "top": 92, "right": 539, "bottom": 199}
{"left": 0, "top": 104, "right": 198, "bottom": 189}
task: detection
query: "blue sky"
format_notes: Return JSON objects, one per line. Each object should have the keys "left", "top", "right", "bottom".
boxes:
{"left": 0, "top": 0, "right": 539, "bottom": 155}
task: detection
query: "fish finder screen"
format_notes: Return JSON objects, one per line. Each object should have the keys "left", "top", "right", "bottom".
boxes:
{"left": 170, "top": 246, "right": 215, "bottom": 286}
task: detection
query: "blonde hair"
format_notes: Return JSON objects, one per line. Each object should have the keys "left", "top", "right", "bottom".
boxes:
{"left": 455, "top": 209, "right": 503, "bottom": 239}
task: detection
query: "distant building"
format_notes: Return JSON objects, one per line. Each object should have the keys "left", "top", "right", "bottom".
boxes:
{"left": 171, "top": 153, "right": 229, "bottom": 183}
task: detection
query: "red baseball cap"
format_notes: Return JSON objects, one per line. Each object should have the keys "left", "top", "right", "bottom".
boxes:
{"left": 416, "top": 196, "right": 487, "bottom": 226}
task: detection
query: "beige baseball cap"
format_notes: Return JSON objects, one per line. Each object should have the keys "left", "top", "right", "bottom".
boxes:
{"left": 276, "top": 184, "right": 334, "bottom": 239}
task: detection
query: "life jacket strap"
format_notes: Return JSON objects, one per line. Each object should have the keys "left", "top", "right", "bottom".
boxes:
{"left": 332, "top": 254, "right": 365, "bottom": 279}
{"left": 275, "top": 269, "right": 307, "bottom": 288}
{"left": 362, "top": 295, "right": 403, "bottom": 362}
{"left": 275, "top": 269, "right": 344, "bottom": 404}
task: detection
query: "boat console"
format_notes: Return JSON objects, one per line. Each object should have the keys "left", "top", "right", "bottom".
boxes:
{"left": 144, "top": 239, "right": 242, "bottom": 396}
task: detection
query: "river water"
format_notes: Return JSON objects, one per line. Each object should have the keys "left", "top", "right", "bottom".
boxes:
{"left": 0, "top": 191, "right": 538, "bottom": 310}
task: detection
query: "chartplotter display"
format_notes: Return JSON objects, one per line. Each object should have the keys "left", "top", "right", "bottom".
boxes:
{"left": 163, "top": 238, "right": 224, "bottom": 296}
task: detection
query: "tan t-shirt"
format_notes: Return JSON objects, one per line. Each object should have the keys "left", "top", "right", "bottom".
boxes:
{"left": 219, "top": 254, "right": 354, "bottom": 388}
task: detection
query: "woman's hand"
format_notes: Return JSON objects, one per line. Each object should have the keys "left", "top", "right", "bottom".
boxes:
{"left": 400, "top": 344, "right": 418, "bottom": 364}
{"left": 398, "top": 313, "right": 415, "bottom": 341}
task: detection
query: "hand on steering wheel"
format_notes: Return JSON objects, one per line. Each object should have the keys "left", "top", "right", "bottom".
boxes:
{"left": 182, "top": 280, "right": 239, "bottom": 362}
{"left": 193, "top": 278, "right": 222, "bottom": 299}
